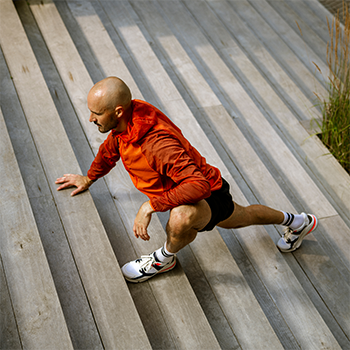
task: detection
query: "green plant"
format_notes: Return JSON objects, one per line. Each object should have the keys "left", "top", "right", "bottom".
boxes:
{"left": 315, "top": 2, "right": 350, "bottom": 174}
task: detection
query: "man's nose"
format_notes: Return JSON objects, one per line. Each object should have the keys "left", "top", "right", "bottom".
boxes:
{"left": 89, "top": 113, "right": 95, "bottom": 123}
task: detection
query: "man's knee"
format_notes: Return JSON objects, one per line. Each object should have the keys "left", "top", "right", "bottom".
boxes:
{"left": 167, "top": 205, "right": 197, "bottom": 235}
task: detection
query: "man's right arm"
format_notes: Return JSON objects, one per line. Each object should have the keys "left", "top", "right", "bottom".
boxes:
{"left": 87, "top": 135, "right": 121, "bottom": 181}
{"left": 55, "top": 134, "right": 120, "bottom": 196}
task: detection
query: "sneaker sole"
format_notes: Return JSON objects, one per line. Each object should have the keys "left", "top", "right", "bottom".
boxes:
{"left": 278, "top": 214, "right": 318, "bottom": 253}
{"left": 124, "top": 259, "right": 177, "bottom": 283}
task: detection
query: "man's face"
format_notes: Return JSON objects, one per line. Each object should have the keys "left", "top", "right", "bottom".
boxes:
{"left": 88, "top": 94, "right": 119, "bottom": 133}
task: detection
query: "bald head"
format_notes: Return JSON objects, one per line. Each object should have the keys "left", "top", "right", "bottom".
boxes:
{"left": 88, "top": 77, "right": 132, "bottom": 112}
{"left": 88, "top": 77, "right": 132, "bottom": 133}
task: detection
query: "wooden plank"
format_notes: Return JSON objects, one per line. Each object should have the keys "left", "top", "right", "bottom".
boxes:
{"left": 302, "top": 0, "right": 346, "bottom": 33}
{"left": 219, "top": 222, "right": 350, "bottom": 350}
{"left": 173, "top": 246, "right": 243, "bottom": 350}
{"left": 284, "top": 0, "right": 333, "bottom": 43}
{"left": 0, "top": 21, "right": 104, "bottom": 349}
{"left": 0, "top": 105, "right": 73, "bottom": 349}
{"left": 0, "top": 255, "right": 22, "bottom": 350}
{"left": 57, "top": 0, "right": 157, "bottom": 104}
{"left": 237, "top": 0, "right": 328, "bottom": 92}
{"left": 28, "top": 1, "right": 221, "bottom": 348}
{"left": 205, "top": 0, "right": 321, "bottom": 121}
{"left": 265, "top": 0, "right": 327, "bottom": 63}
{"left": 318, "top": 215, "right": 350, "bottom": 275}
{"left": 66, "top": 1, "right": 143, "bottom": 99}
{"left": 0, "top": 1, "right": 151, "bottom": 348}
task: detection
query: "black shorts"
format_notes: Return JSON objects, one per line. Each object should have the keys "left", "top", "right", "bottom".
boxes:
{"left": 199, "top": 178, "right": 235, "bottom": 232}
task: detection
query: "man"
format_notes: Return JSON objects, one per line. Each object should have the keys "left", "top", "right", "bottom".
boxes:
{"left": 56, "top": 77, "right": 318, "bottom": 283}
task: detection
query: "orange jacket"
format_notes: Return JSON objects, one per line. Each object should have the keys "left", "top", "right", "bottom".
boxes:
{"left": 87, "top": 100, "right": 222, "bottom": 212}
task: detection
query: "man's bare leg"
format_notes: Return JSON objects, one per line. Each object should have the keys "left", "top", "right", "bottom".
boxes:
{"left": 217, "top": 202, "right": 284, "bottom": 229}
{"left": 217, "top": 202, "right": 318, "bottom": 254}
{"left": 165, "top": 199, "right": 211, "bottom": 253}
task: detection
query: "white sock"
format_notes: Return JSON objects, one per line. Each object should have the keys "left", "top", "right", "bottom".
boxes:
{"left": 281, "top": 212, "right": 305, "bottom": 230}
{"left": 155, "top": 243, "right": 174, "bottom": 263}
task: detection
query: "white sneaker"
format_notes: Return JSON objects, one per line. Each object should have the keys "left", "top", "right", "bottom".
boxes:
{"left": 277, "top": 213, "right": 318, "bottom": 252}
{"left": 121, "top": 252, "right": 176, "bottom": 283}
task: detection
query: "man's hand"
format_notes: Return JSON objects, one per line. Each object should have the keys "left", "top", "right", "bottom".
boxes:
{"left": 133, "top": 201, "right": 155, "bottom": 241}
{"left": 55, "top": 174, "right": 94, "bottom": 196}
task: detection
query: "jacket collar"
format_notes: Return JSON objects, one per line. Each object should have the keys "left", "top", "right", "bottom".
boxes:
{"left": 111, "top": 100, "right": 157, "bottom": 143}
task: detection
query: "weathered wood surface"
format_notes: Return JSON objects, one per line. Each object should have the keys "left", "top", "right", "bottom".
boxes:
{"left": 0, "top": 45, "right": 104, "bottom": 350}
{"left": 0, "top": 106, "right": 73, "bottom": 349}
{"left": 1, "top": 0, "right": 349, "bottom": 348}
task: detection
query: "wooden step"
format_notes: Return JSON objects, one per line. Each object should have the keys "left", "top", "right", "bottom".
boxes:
{"left": 0, "top": 254, "right": 22, "bottom": 350}
{"left": 0, "top": 106, "right": 73, "bottom": 349}
{"left": 213, "top": 1, "right": 324, "bottom": 121}
{"left": 0, "top": 42, "right": 104, "bottom": 350}
{"left": 302, "top": 0, "right": 346, "bottom": 31}
{"left": 266, "top": 0, "right": 327, "bottom": 64}
{"left": 246, "top": 0, "right": 328, "bottom": 95}
{"left": 284, "top": 0, "right": 333, "bottom": 43}
{"left": 0, "top": 1, "right": 151, "bottom": 348}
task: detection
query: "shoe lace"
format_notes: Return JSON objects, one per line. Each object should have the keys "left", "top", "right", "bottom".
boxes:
{"left": 283, "top": 227, "right": 296, "bottom": 243}
{"left": 137, "top": 255, "right": 156, "bottom": 273}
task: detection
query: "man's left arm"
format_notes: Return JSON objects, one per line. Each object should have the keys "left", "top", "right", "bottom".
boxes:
{"left": 133, "top": 133, "right": 211, "bottom": 240}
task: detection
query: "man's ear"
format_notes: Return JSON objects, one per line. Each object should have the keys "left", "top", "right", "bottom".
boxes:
{"left": 115, "top": 105, "right": 123, "bottom": 118}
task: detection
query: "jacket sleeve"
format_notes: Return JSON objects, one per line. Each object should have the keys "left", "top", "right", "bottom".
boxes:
{"left": 144, "top": 132, "right": 211, "bottom": 212}
{"left": 87, "top": 134, "right": 120, "bottom": 181}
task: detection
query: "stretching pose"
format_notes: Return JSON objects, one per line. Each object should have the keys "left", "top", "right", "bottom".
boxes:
{"left": 56, "top": 77, "right": 317, "bottom": 283}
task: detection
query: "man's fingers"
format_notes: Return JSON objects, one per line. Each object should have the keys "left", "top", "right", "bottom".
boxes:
{"left": 55, "top": 174, "right": 73, "bottom": 184}
{"left": 55, "top": 177, "right": 66, "bottom": 184}
{"left": 139, "top": 230, "right": 150, "bottom": 241}
{"left": 133, "top": 224, "right": 150, "bottom": 241}
{"left": 70, "top": 189, "right": 79, "bottom": 196}
{"left": 133, "top": 225, "right": 139, "bottom": 238}
{"left": 56, "top": 182, "right": 74, "bottom": 191}
{"left": 70, "top": 186, "right": 86, "bottom": 196}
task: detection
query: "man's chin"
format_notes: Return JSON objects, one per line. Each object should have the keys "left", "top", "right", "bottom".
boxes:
{"left": 98, "top": 126, "right": 110, "bottom": 134}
